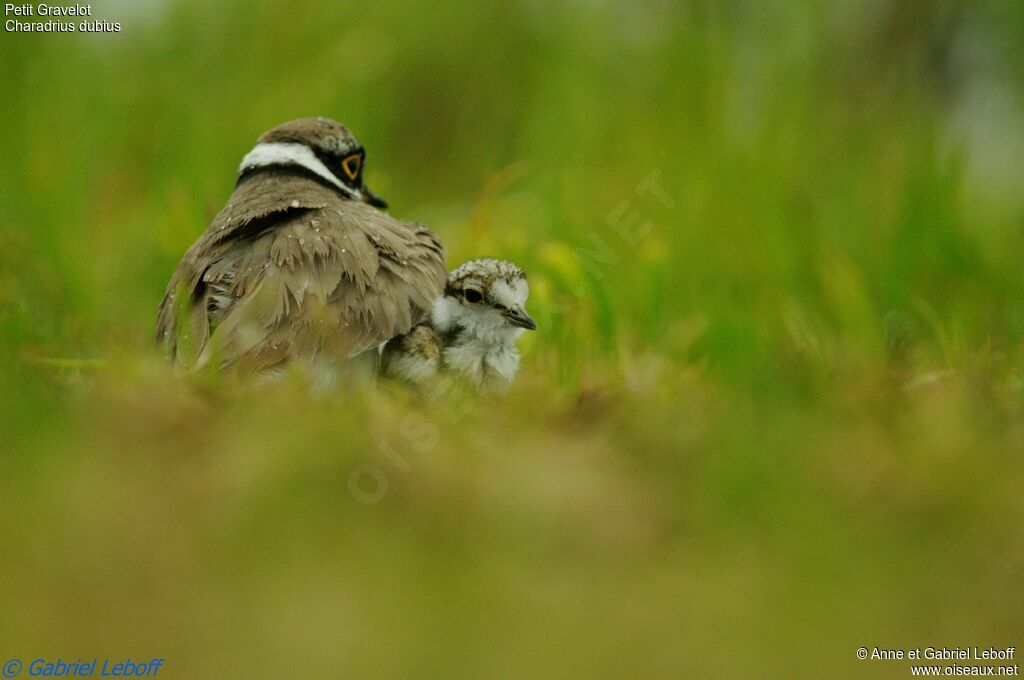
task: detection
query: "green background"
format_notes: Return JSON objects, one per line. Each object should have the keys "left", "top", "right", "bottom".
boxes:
{"left": 1, "top": 1, "right": 1022, "bottom": 676}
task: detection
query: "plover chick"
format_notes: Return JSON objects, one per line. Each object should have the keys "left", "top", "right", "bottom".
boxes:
{"left": 381, "top": 258, "right": 536, "bottom": 393}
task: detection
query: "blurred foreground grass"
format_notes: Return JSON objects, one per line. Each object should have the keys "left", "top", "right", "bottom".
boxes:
{"left": 1, "top": 0, "right": 1023, "bottom": 676}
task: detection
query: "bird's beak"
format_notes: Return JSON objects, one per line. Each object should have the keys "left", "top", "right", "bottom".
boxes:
{"left": 503, "top": 306, "right": 537, "bottom": 330}
{"left": 362, "top": 185, "right": 388, "bottom": 209}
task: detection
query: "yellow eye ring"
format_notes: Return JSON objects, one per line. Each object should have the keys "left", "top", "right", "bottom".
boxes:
{"left": 341, "top": 154, "right": 362, "bottom": 182}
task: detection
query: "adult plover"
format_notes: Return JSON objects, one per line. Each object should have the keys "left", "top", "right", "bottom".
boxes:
{"left": 381, "top": 258, "right": 536, "bottom": 393}
{"left": 156, "top": 118, "right": 447, "bottom": 381}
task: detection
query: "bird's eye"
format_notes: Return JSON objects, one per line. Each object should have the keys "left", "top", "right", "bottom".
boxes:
{"left": 341, "top": 154, "right": 362, "bottom": 182}
{"left": 463, "top": 288, "right": 483, "bottom": 303}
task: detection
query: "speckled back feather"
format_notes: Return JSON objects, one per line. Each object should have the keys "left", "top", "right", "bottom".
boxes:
{"left": 156, "top": 167, "right": 446, "bottom": 374}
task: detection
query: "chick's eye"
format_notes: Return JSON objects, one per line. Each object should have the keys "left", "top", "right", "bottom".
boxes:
{"left": 463, "top": 288, "right": 483, "bottom": 303}
{"left": 341, "top": 154, "right": 362, "bottom": 182}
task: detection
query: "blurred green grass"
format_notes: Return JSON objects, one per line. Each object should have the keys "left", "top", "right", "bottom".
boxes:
{"left": 1, "top": 0, "right": 1023, "bottom": 676}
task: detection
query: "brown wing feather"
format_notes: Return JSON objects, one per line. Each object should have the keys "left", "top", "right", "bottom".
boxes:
{"left": 157, "top": 176, "right": 446, "bottom": 375}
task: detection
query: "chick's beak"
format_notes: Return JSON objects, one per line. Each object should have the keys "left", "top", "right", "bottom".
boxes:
{"left": 362, "top": 185, "right": 388, "bottom": 209}
{"left": 503, "top": 306, "right": 537, "bottom": 330}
